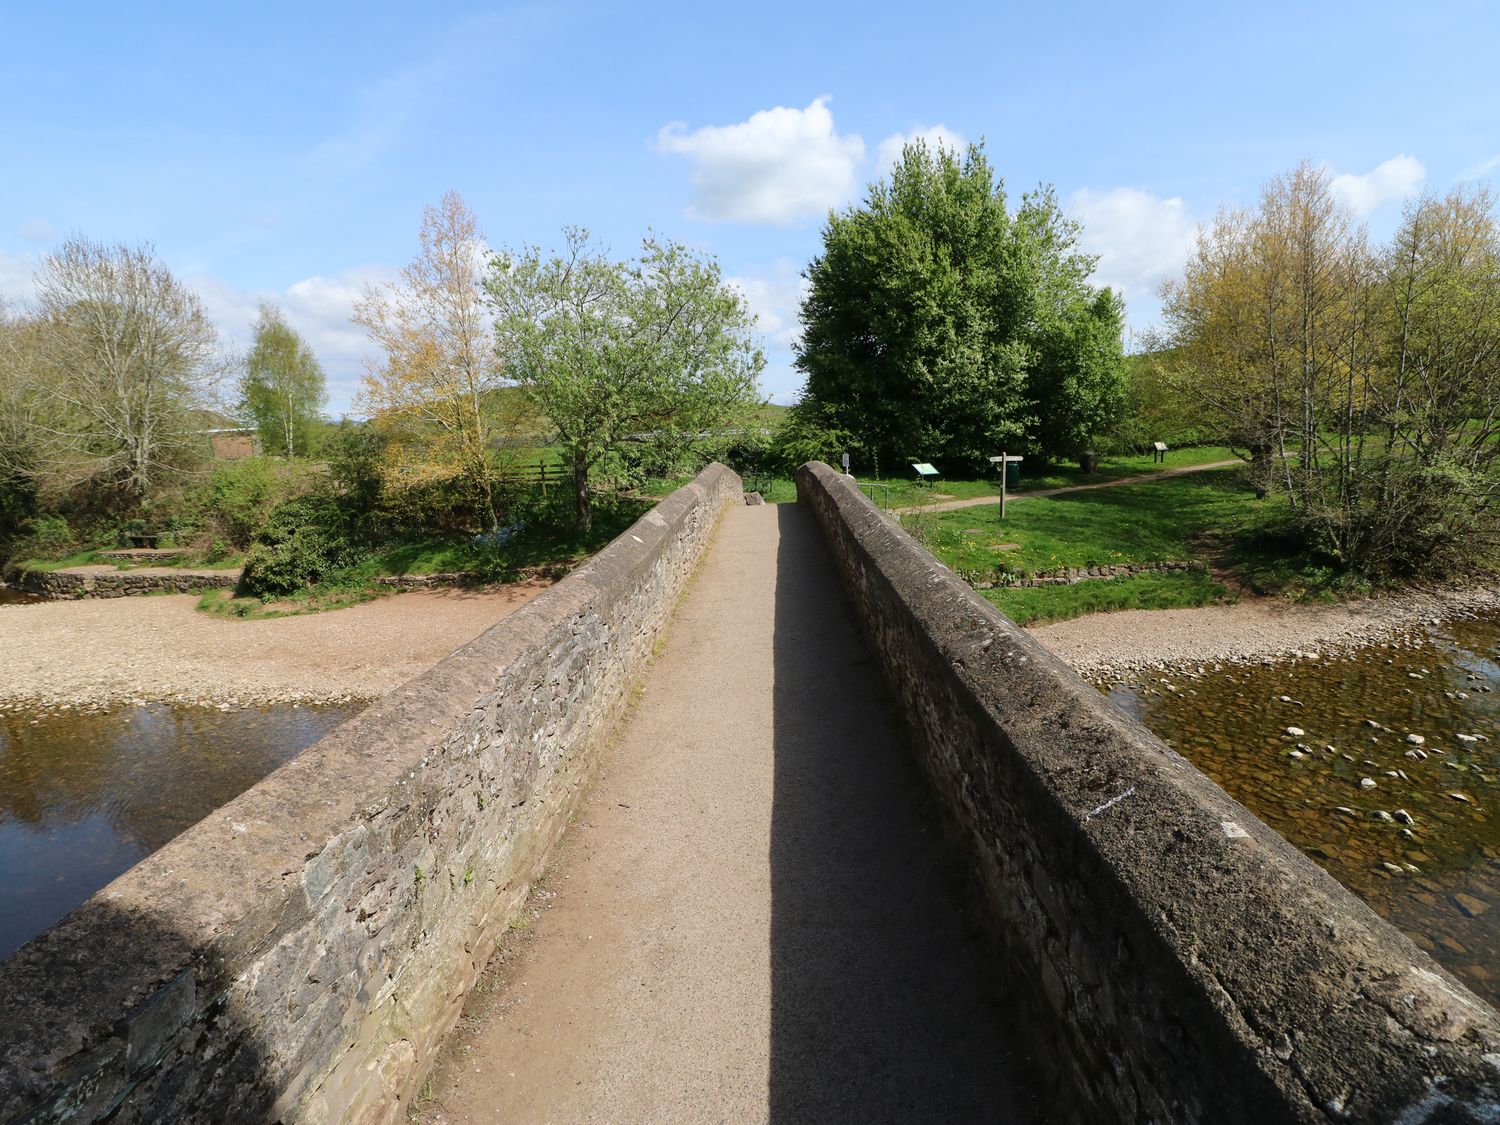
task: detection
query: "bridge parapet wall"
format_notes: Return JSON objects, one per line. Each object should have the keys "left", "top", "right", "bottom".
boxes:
{"left": 0, "top": 463, "right": 742, "bottom": 1124}
{"left": 798, "top": 460, "right": 1500, "bottom": 1123}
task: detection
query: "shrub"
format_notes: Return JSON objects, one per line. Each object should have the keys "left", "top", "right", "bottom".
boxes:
{"left": 208, "top": 457, "right": 322, "bottom": 549}
{"left": 237, "top": 495, "right": 364, "bottom": 598}
{"left": 380, "top": 471, "right": 488, "bottom": 538}
{"left": 15, "top": 514, "right": 75, "bottom": 560}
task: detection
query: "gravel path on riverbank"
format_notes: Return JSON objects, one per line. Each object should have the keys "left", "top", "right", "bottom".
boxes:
{"left": 1029, "top": 583, "right": 1500, "bottom": 679}
{"left": 0, "top": 584, "right": 550, "bottom": 711}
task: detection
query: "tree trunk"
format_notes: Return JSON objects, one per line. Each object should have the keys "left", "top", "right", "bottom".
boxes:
{"left": 574, "top": 453, "right": 592, "bottom": 532}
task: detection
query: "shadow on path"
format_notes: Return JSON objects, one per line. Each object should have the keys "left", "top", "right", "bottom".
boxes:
{"left": 768, "top": 503, "right": 1043, "bottom": 1122}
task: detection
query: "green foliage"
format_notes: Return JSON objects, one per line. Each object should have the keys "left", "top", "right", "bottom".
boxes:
{"left": 238, "top": 304, "right": 327, "bottom": 457}
{"left": 983, "top": 571, "right": 1233, "bottom": 626}
{"left": 0, "top": 470, "right": 38, "bottom": 562}
{"left": 769, "top": 399, "right": 865, "bottom": 476}
{"left": 1102, "top": 352, "right": 1215, "bottom": 454}
{"left": 207, "top": 457, "right": 321, "bottom": 549}
{"left": 380, "top": 472, "right": 490, "bottom": 539}
{"left": 237, "top": 494, "right": 364, "bottom": 598}
{"left": 325, "top": 421, "right": 386, "bottom": 530}
{"left": 796, "top": 140, "right": 1128, "bottom": 470}
{"left": 489, "top": 228, "right": 764, "bottom": 529}
{"left": 1160, "top": 169, "right": 1500, "bottom": 577}
{"left": 13, "top": 513, "right": 75, "bottom": 560}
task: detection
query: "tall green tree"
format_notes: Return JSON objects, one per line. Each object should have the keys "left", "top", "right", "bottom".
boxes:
{"left": 795, "top": 140, "right": 1127, "bottom": 469}
{"left": 239, "top": 303, "right": 326, "bottom": 457}
{"left": 488, "top": 228, "right": 763, "bottom": 530}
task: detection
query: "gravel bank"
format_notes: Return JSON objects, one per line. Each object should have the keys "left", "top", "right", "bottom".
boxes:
{"left": 1028, "top": 583, "right": 1500, "bottom": 679}
{"left": 0, "top": 584, "right": 550, "bottom": 710}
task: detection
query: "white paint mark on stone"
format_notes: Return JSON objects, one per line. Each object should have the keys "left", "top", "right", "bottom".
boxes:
{"left": 1221, "top": 821, "right": 1250, "bottom": 839}
{"left": 1083, "top": 786, "right": 1136, "bottom": 822}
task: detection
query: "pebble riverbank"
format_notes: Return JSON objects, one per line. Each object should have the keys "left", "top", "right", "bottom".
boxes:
{"left": 0, "top": 583, "right": 551, "bottom": 712}
{"left": 1028, "top": 583, "right": 1500, "bottom": 680}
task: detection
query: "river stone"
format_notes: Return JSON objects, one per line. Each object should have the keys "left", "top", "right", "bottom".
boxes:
{"left": 1286, "top": 726, "right": 1305, "bottom": 737}
{"left": 1407, "top": 733, "right": 1426, "bottom": 745}
{"left": 1453, "top": 893, "right": 1491, "bottom": 918}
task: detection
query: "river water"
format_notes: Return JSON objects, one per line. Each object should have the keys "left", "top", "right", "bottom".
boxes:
{"left": 1109, "top": 610, "right": 1500, "bottom": 1007}
{"left": 0, "top": 700, "right": 364, "bottom": 958}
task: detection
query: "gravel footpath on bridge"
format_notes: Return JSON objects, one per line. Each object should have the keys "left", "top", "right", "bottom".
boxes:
{"left": 420, "top": 503, "right": 1041, "bottom": 1124}
{"left": 0, "top": 584, "right": 549, "bottom": 710}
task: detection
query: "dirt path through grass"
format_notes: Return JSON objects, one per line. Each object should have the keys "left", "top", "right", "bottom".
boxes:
{"left": 893, "top": 458, "right": 1244, "bottom": 514}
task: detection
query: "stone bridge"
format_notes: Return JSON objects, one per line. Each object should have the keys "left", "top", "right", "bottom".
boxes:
{"left": 2, "top": 464, "right": 1499, "bottom": 1124}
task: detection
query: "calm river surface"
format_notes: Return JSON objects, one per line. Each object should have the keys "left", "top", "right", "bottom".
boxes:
{"left": 0, "top": 701, "right": 364, "bottom": 958}
{"left": 1110, "top": 609, "right": 1500, "bottom": 1007}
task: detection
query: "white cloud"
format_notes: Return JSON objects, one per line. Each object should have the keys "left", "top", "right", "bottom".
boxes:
{"left": 1328, "top": 154, "right": 1425, "bottom": 215}
{"left": 655, "top": 97, "right": 865, "bottom": 225}
{"left": 1068, "top": 187, "right": 1197, "bottom": 309}
{"left": 191, "top": 267, "right": 397, "bottom": 417}
{"left": 0, "top": 245, "right": 385, "bottom": 415}
{"left": 1456, "top": 151, "right": 1500, "bottom": 182}
{"left": 726, "top": 261, "right": 810, "bottom": 351}
{"left": 875, "top": 124, "right": 966, "bottom": 172}
{"left": 0, "top": 250, "right": 38, "bottom": 306}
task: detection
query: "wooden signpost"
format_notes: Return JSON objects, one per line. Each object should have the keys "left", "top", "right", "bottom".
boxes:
{"left": 988, "top": 453, "right": 1024, "bottom": 520}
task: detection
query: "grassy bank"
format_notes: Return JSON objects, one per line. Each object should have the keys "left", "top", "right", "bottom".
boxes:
{"left": 899, "top": 467, "right": 1261, "bottom": 626}
{"left": 198, "top": 494, "right": 653, "bottom": 619}
{"left": 708, "top": 445, "right": 1242, "bottom": 510}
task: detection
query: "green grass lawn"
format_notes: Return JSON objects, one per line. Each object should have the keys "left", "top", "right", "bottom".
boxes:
{"left": 898, "top": 466, "right": 1263, "bottom": 625}
{"left": 899, "top": 466, "right": 1257, "bottom": 576}
{"left": 869, "top": 445, "right": 1242, "bottom": 507}
{"left": 18, "top": 546, "right": 246, "bottom": 571}
{"left": 983, "top": 571, "right": 1233, "bottom": 626}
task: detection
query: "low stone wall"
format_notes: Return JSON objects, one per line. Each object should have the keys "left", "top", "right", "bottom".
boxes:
{"left": 981, "top": 558, "right": 1204, "bottom": 589}
{"left": 0, "top": 463, "right": 741, "bottom": 1124}
{"left": 797, "top": 460, "right": 1500, "bottom": 1123}
{"left": 7, "top": 566, "right": 239, "bottom": 599}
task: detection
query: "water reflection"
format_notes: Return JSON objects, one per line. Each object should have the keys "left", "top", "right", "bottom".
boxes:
{"left": 1110, "top": 611, "right": 1500, "bottom": 1007}
{"left": 0, "top": 701, "right": 364, "bottom": 958}
{"left": 0, "top": 587, "right": 43, "bottom": 606}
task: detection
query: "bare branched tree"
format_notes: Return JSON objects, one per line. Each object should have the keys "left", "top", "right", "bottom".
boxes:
{"left": 353, "top": 190, "right": 503, "bottom": 531}
{"left": 26, "top": 237, "right": 223, "bottom": 504}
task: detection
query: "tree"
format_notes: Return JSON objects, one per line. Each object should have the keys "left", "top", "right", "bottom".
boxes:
{"left": 488, "top": 228, "right": 763, "bottom": 530}
{"left": 0, "top": 305, "right": 42, "bottom": 546}
{"left": 795, "top": 140, "right": 1127, "bottom": 470}
{"left": 239, "top": 303, "right": 326, "bottom": 456}
{"left": 1159, "top": 164, "right": 1500, "bottom": 574}
{"left": 354, "top": 190, "right": 502, "bottom": 531}
{"left": 24, "top": 237, "right": 222, "bottom": 505}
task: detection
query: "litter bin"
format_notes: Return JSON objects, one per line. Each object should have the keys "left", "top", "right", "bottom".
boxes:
{"left": 1079, "top": 450, "right": 1099, "bottom": 474}
{"left": 1005, "top": 460, "right": 1021, "bottom": 490}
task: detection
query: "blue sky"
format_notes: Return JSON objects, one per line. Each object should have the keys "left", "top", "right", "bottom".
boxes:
{"left": 4, "top": 1, "right": 1498, "bottom": 415}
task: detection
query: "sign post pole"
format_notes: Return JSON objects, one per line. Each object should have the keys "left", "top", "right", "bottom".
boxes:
{"left": 1000, "top": 450, "right": 1007, "bottom": 522}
